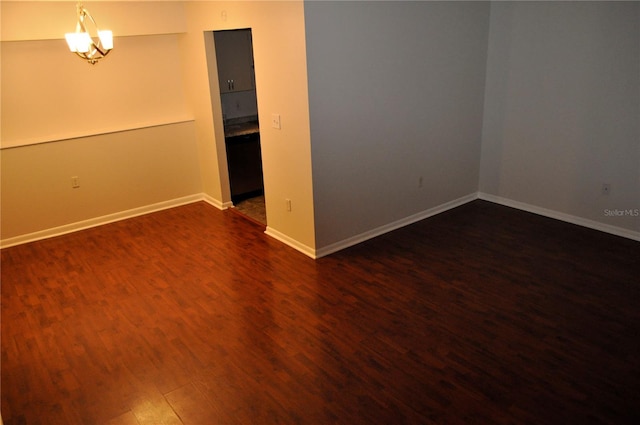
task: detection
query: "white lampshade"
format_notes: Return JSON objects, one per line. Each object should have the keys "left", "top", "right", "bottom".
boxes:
{"left": 65, "top": 32, "right": 92, "bottom": 53}
{"left": 65, "top": 4, "right": 113, "bottom": 64}
{"left": 98, "top": 30, "right": 113, "bottom": 50}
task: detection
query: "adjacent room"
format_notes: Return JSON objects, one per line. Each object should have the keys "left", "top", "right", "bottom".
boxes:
{"left": 1, "top": 1, "right": 638, "bottom": 424}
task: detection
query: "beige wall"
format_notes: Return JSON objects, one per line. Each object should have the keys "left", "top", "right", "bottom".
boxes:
{"left": 1, "top": 34, "right": 190, "bottom": 146}
{"left": 1, "top": 1, "right": 316, "bottom": 254}
{"left": 1, "top": 1, "right": 202, "bottom": 244}
{"left": 1, "top": 123, "right": 201, "bottom": 239}
{"left": 180, "top": 1, "right": 315, "bottom": 253}
{"left": 0, "top": 1, "right": 187, "bottom": 41}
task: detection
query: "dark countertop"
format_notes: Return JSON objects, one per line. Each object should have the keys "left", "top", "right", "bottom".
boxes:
{"left": 224, "top": 116, "right": 260, "bottom": 138}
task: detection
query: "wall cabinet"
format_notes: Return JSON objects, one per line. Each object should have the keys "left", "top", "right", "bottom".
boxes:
{"left": 214, "top": 29, "right": 255, "bottom": 93}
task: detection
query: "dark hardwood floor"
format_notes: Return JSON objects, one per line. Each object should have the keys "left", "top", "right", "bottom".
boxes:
{"left": 2, "top": 200, "right": 639, "bottom": 424}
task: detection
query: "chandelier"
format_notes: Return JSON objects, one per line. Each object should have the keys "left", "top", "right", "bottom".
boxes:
{"left": 65, "top": 3, "right": 113, "bottom": 64}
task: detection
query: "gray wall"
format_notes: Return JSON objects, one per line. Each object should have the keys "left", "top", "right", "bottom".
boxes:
{"left": 480, "top": 1, "right": 640, "bottom": 233}
{"left": 305, "top": 1, "right": 490, "bottom": 248}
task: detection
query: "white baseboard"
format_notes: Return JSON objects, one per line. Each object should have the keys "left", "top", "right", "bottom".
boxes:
{"left": 0, "top": 192, "right": 476, "bottom": 256}
{"left": 202, "top": 193, "right": 233, "bottom": 210}
{"left": 4, "top": 191, "right": 635, "bottom": 254}
{"left": 0, "top": 194, "right": 204, "bottom": 249}
{"left": 264, "top": 226, "right": 317, "bottom": 259}
{"left": 314, "top": 193, "right": 478, "bottom": 258}
{"left": 478, "top": 192, "right": 640, "bottom": 242}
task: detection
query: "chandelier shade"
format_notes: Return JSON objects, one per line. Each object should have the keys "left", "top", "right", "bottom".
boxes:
{"left": 65, "top": 3, "right": 113, "bottom": 64}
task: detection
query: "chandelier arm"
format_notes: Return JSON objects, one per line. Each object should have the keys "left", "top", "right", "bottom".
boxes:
{"left": 93, "top": 45, "right": 110, "bottom": 57}
{"left": 80, "top": 8, "right": 99, "bottom": 32}
{"left": 77, "top": 7, "right": 87, "bottom": 32}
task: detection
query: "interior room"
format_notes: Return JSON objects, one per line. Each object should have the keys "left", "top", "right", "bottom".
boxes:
{"left": 1, "top": 1, "right": 638, "bottom": 424}
{"left": 2, "top": 0, "right": 638, "bottom": 256}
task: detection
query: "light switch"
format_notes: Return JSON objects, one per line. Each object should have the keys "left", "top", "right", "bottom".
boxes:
{"left": 271, "top": 114, "right": 281, "bottom": 129}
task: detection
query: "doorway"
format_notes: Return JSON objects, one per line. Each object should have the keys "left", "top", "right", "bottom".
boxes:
{"left": 211, "top": 29, "right": 266, "bottom": 225}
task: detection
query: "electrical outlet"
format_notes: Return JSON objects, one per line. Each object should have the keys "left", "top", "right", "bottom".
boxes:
{"left": 271, "top": 114, "right": 281, "bottom": 129}
{"left": 602, "top": 183, "right": 611, "bottom": 195}
{"left": 71, "top": 176, "right": 80, "bottom": 188}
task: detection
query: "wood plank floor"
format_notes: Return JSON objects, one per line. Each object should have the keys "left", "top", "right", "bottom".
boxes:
{"left": 2, "top": 200, "right": 639, "bottom": 424}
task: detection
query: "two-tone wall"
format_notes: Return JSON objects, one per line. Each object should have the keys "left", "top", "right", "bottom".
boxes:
{"left": 1, "top": 1, "right": 202, "bottom": 246}
{"left": 2, "top": 1, "right": 638, "bottom": 256}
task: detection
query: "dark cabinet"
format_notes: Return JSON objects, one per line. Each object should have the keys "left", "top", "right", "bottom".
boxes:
{"left": 214, "top": 29, "right": 255, "bottom": 94}
{"left": 225, "top": 133, "right": 264, "bottom": 202}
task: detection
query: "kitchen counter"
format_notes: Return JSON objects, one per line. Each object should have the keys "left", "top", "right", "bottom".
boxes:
{"left": 224, "top": 116, "right": 259, "bottom": 138}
